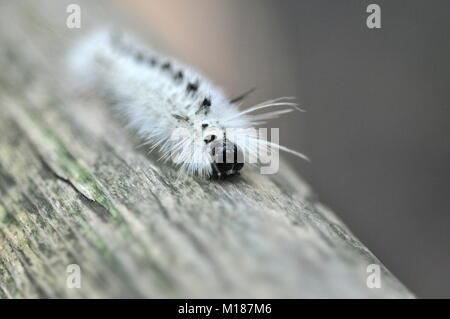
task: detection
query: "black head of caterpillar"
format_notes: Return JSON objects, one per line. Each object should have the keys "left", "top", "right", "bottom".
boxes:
{"left": 202, "top": 130, "right": 244, "bottom": 179}
{"left": 209, "top": 140, "right": 244, "bottom": 179}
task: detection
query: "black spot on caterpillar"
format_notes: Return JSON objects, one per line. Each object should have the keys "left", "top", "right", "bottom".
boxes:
{"left": 186, "top": 81, "right": 199, "bottom": 94}
{"left": 134, "top": 51, "right": 144, "bottom": 62}
{"left": 161, "top": 62, "right": 172, "bottom": 70}
{"left": 204, "top": 134, "right": 216, "bottom": 144}
{"left": 196, "top": 97, "right": 211, "bottom": 115}
{"left": 173, "top": 70, "right": 184, "bottom": 81}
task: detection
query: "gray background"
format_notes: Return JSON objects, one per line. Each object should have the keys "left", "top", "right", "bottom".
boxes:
{"left": 121, "top": 0, "right": 450, "bottom": 297}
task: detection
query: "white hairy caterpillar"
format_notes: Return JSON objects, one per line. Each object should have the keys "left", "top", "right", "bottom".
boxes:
{"left": 69, "top": 30, "right": 307, "bottom": 179}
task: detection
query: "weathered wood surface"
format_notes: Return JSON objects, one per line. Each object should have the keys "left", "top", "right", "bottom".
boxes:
{"left": 0, "top": 0, "right": 413, "bottom": 298}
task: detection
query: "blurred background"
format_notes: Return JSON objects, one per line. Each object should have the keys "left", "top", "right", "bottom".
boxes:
{"left": 114, "top": 0, "right": 450, "bottom": 297}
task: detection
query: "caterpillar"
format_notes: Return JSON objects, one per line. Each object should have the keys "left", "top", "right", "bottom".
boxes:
{"left": 69, "top": 30, "right": 308, "bottom": 179}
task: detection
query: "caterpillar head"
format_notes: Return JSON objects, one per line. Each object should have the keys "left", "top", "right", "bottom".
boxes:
{"left": 209, "top": 140, "right": 244, "bottom": 179}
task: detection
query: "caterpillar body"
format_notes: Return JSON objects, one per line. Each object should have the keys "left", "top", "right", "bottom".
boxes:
{"left": 69, "top": 30, "right": 307, "bottom": 179}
